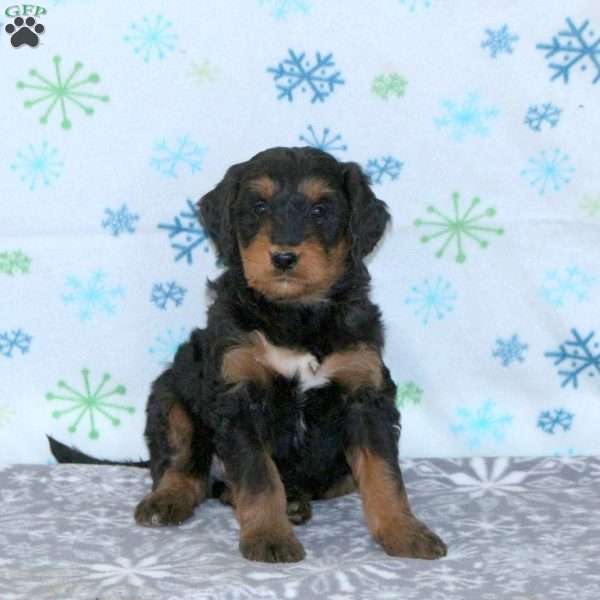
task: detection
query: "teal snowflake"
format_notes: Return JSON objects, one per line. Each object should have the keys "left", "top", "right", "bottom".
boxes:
{"left": 435, "top": 92, "right": 499, "bottom": 141}
{"left": 451, "top": 400, "right": 513, "bottom": 449}
{"left": 149, "top": 326, "right": 188, "bottom": 366}
{"left": 123, "top": 15, "right": 177, "bottom": 63}
{"left": 415, "top": 192, "right": 504, "bottom": 263}
{"left": 11, "top": 142, "right": 63, "bottom": 191}
{"left": 299, "top": 125, "right": 347, "bottom": 157}
{"left": 17, "top": 55, "right": 109, "bottom": 130}
{"left": 47, "top": 368, "right": 134, "bottom": 439}
{"left": 62, "top": 270, "right": 125, "bottom": 321}
{"left": 542, "top": 266, "right": 596, "bottom": 307}
{"left": 399, "top": 0, "right": 432, "bottom": 12}
{"left": 520, "top": 148, "right": 574, "bottom": 195}
{"left": 405, "top": 276, "right": 457, "bottom": 325}
{"left": 259, "top": 0, "right": 311, "bottom": 20}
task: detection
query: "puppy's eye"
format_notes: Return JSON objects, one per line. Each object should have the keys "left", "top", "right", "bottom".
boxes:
{"left": 253, "top": 201, "right": 268, "bottom": 216}
{"left": 310, "top": 204, "right": 327, "bottom": 218}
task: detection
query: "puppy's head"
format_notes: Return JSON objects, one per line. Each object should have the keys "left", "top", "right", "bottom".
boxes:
{"left": 198, "top": 147, "right": 389, "bottom": 303}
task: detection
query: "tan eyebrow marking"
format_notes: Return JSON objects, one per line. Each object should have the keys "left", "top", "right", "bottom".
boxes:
{"left": 246, "top": 176, "right": 278, "bottom": 200}
{"left": 299, "top": 178, "right": 334, "bottom": 202}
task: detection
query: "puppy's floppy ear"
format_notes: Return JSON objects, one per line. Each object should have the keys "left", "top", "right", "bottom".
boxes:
{"left": 198, "top": 161, "right": 247, "bottom": 265}
{"left": 343, "top": 162, "right": 391, "bottom": 259}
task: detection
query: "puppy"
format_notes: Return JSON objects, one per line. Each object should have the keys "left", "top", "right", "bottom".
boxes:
{"left": 50, "top": 147, "right": 447, "bottom": 563}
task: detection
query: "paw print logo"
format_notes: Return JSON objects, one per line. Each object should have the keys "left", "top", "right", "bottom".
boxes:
{"left": 5, "top": 16, "right": 45, "bottom": 48}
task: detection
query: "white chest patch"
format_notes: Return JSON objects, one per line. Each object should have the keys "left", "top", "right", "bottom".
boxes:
{"left": 261, "top": 341, "right": 330, "bottom": 392}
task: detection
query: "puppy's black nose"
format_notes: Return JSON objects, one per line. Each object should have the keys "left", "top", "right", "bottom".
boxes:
{"left": 271, "top": 252, "right": 298, "bottom": 271}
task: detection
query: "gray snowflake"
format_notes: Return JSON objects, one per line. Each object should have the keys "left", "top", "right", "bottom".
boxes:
{"left": 481, "top": 25, "right": 519, "bottom": 58}
{"left": 493, "top": 335, "right": 528, "bottom": 366}
{"left": 102, "top": 204, "right": 139, "bottom": 236}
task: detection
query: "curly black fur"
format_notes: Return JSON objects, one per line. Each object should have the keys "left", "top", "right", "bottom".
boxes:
{"left": 49, "top": 147, "right": 447, "bottom": 562}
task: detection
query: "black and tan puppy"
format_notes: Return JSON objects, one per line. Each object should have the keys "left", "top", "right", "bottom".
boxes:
{"left": 49, "top": 147, "right": 447, "bottom": 563}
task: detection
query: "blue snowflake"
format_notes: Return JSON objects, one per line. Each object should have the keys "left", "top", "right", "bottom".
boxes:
{"left": 0, "top": 329, "right": 32, "bottom": 358}
{"left": 151, "top": 281, "right": 187, "bottom": 310}
{"left": 149, "top": 326, "right": 188, "bottom": 366}
{"left": 102, "top": 204, "right": 139, "bottom": 237}
{"left": 405, "top": 276, "right": 457, "bottom": 325}
{"left": 10, "top": 142, "right": 63, "bottom": 191}
{"left": 481, "top": 25, "right": 519, "bottom": 58}
{"left": 158, "top": 198, "right": 210, "bottom": 264}
{"left": 524, "top": 103, "right": 562, "bottom": 132}
{"left": 545, "top": 329, "right": 600, "bottom": 389}
{"left": 451, "top": 400, "right": 513, "bottom": 450}
{"left": 434, "top": 92, "right": 499, "bottom": 142}
{"left": 399, "top": 0, "right": 432, "bottom": 12}
{"left": 542, "top": 266, "right": 596, "bottom": 307}
{"left": 267, "top": 49, "right": 345, "bottom": 103}
{"left": 62, "top": 270, "right": 125, "bottom": 321}
{"left": 258, "top": 0, "right": 311, "bottom": 20}
{"left": 299, "top": 125, "right": 348, "bottom": 157}
{"left": 123, "top": 15, "right": 177, "bottom": 63}
{"left": 537, "top": 18, "right": 600, "bottom": 84}
{"left": 151, "top": 135, "right": 205, "bottom": 178}
{"left": 364, "top": 156, "right": 403, "bottom": 184}
{"left": 493, "top": 335, "right": 528, "bottom": 367}
{"left": 520, "top": 148, "right": 574, "bottom": 195}
{"left": 537, "top": 409, "right": 574, "bottom": 434}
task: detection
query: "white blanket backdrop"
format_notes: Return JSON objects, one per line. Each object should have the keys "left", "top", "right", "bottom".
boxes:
{"left": 1, "top": 0, "right": 599, "bottom": 463}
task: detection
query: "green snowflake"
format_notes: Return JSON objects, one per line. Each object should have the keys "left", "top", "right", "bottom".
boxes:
{"left": 415, "top": 192, "right": 504, "bottom": 263}
{"left": 17, "top": 55, "right": 109, "bottom": 130}
{"left": 396, "top": 381, "right": 423, "bottom": 407}
{"left": 371, "top": 73, "right": 407, "bottom": 100}
{"left": 0, "top": 404, "right": 15, "bottom": 428}
{"left": 47, "top": 368, "right": 134, "bottom": 439}
{"left": 188, "top": 59, "right": 218, "bottom": 84}
{"left": 0, "top": 250, "right": 31, "bottom": 276}
{"left": 580, "top": 194, "right": 600, "bottom": 218}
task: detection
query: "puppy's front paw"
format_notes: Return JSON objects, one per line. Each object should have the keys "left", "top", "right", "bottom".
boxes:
{"left": 376, "top": 515, "right": 447, "bottom": 560}
{"left": 240, "top": 531, "right": 306, "bottom": 563}
{"left": 134, "top": 490, "right": 195, "bottom": 527}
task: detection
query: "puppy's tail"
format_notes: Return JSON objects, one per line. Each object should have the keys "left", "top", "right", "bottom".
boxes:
{"left": 47, "top": 435, "right": 150, "bottom": 468}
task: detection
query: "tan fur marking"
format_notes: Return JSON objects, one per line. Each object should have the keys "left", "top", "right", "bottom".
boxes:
{"left": 157, "top": 469, "right": 205, "bottom": 502}
{"left": 235, "top": 454, "right": 292, "bottom": 540}
{"left": 167, "top": 402, "right": 193, "bottom": 462}
{"left": 348, "top": 448, "right": 412, "bottom": 541}
{"left": 299, "top": 177, "right": 334, "bottom": 201}
{"left": 221, "top": 330, "right": 322, "bottom": 388}
{"left": 320, "top": 344, "right": 383, "bottom": 392}
{"left": 247, "top": 176, "right": 277, "bottom": 200}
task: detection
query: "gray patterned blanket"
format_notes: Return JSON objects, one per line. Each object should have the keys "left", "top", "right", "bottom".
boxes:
{"left": 1, "top": 456, "right": 598, "bottom": 599}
